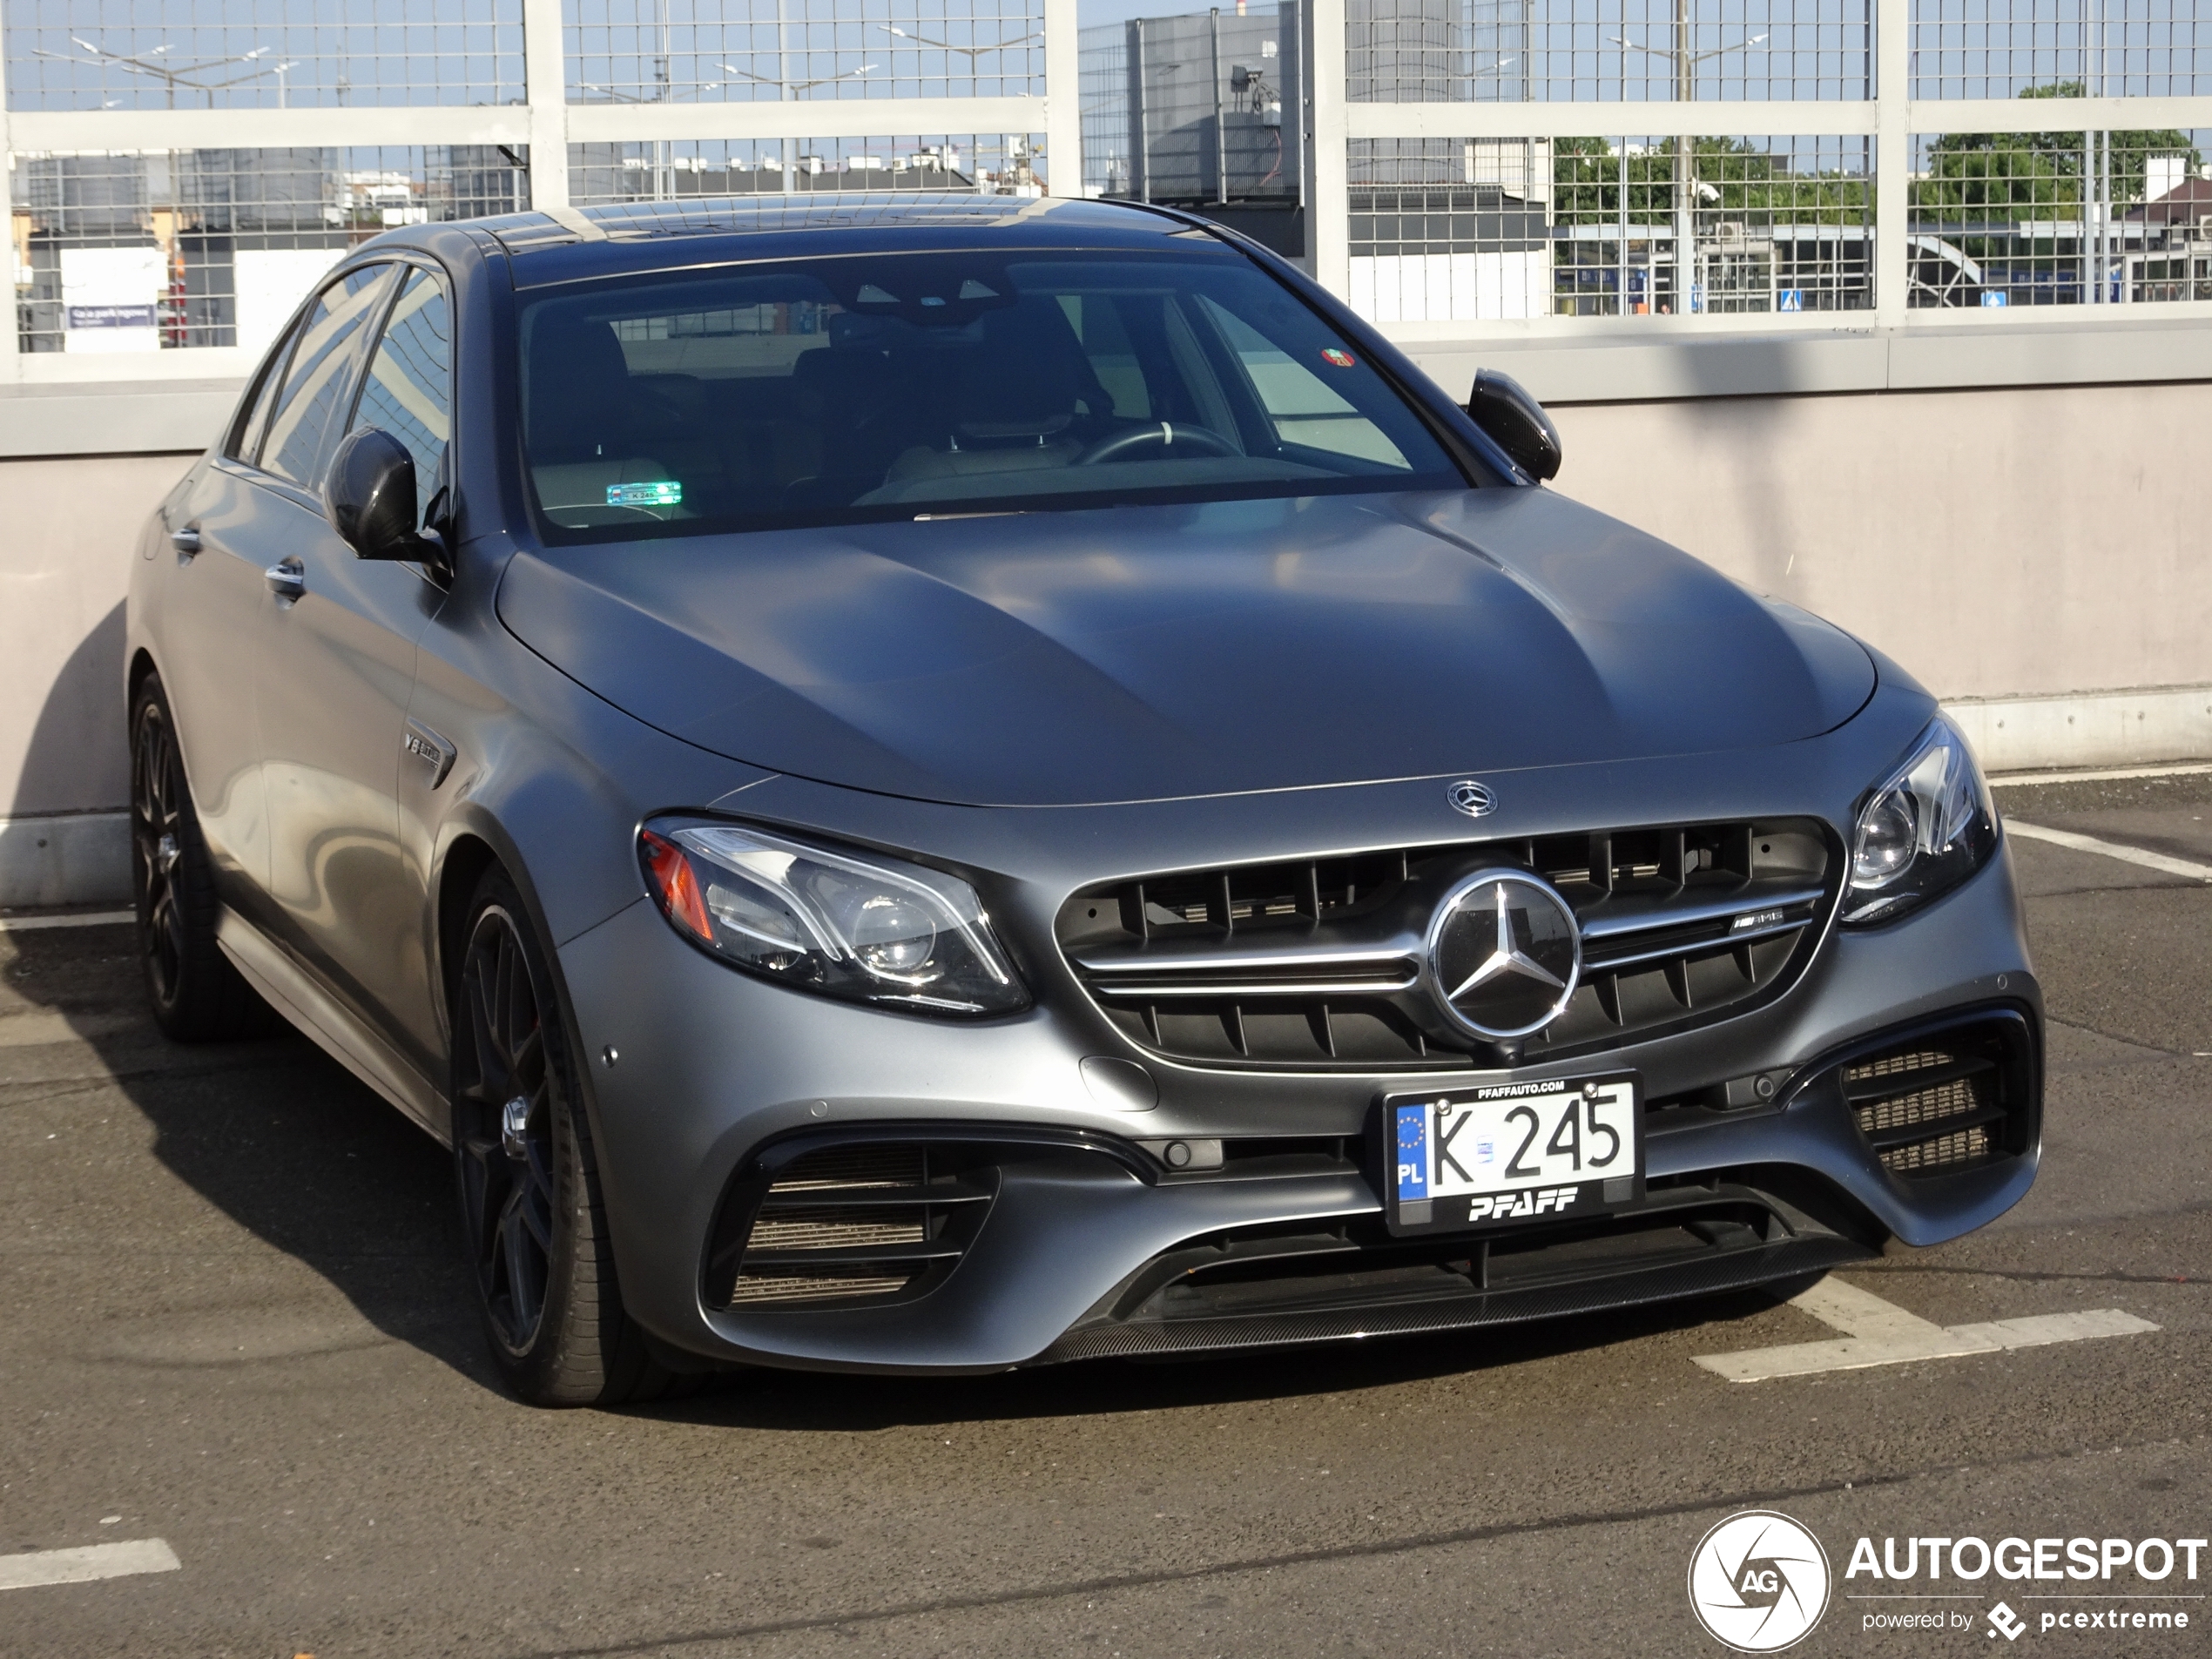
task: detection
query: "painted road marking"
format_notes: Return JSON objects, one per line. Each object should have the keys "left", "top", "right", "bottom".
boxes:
{"left": 2004, "top": 820, "right": 2212, "bottom": 882}
{"left": 0, "top": 1539, "right": 181, "bottom": 1591}
{"left": 1993, "top": 761, "right": 2212, "bottom": 786}
{"left": 0, "top": 909, "right": 134, "bottom": 934}
{"left": 1695, "top": 1276, "right": 2159, "bottom": 1383}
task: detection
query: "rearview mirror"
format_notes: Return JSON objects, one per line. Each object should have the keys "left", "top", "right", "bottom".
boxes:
{"left": 1466, "top": 368, "right": 1562, "bottom": 482}
{"left": 326, "top": 427, "right": 421, "bottom": 560}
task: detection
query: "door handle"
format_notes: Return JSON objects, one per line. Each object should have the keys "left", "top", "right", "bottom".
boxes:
{"left": 169, "top": 525, "right": 201, "bottom": 556}
{"left": 266, "top": 558, "right": 306, "bottom": 601}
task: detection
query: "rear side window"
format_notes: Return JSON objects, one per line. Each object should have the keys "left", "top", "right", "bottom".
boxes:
{"left": 261, "top": 263, "right": 398, "bottom": 489}
{"left": 348, "top": 267, "right": 453, "bottom": 529}
{"left": 227, "top": 331, "right": 293, "bottom": 464}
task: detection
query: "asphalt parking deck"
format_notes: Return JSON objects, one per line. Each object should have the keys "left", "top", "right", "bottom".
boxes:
{"left": 2, "top": 774, "right": 2208, "bottom": 1658}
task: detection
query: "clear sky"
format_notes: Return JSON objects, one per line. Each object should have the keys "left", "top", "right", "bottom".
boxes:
{"left": 1078, "top": 0, "right": 1279, "bottom": 33}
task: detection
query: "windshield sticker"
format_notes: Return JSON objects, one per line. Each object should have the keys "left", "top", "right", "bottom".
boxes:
{"left": 1320, "top": 347, "right": 1357, "bottom": 368}
{"left": 607, "top": 481, "right": 682, "bottom": 507}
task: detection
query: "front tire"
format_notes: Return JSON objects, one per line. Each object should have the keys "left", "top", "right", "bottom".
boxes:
{"left": 129, "top": 673, "right": 276, "bottom": 1042}
{"left": 450, "top": 867, "right": 693, "bottom": 1406}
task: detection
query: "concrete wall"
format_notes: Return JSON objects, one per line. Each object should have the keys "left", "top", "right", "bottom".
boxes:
{"left": 1542, "top": 380, "right": 2212, "bottom": 706}
{"left": 2, "top": 371, "right": 2209, "bottom": 908}
{"left": 1, "top": 452, "right": 195, "bottom": 907}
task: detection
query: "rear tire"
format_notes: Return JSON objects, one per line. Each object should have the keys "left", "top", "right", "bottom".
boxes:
{"left": 450, "top": 867, "right": 697, "bottom": 1406}
{"left": 129, "top": 673, "right": 277, "bottom": 1042}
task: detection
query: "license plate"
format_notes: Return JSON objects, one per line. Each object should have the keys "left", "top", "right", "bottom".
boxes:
{"left": 1382, "top": 1073, "right": 1642, "bottom": 1237}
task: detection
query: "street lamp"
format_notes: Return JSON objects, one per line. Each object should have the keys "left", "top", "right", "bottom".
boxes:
{"left": 721, "top": 61, "right": 878, "bottom": 94}
{"left": 1609, "top": 13, "right": 1766, "bottom": 310}
{"left": 879, "top": 24, "right": 1042, "bottom": 64}
{"left": 36, "top": 36, "right": 302, "bottom": 109}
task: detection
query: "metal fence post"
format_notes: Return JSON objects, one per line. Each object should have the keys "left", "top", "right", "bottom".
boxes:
{"left": 0, "top": 0, "right": 16, "bottom": 381}
{"left": 1875, "top": 0, "right": 1908, "bottom": 325}
{"left": 1047, "top": 0, "right": 1082, "bottom": 195}
{"left": 522, "top": 0, "right": 570, "bottom": 208}
{"left": 1303, "top": 0, "right": 1349, "bottom": 293}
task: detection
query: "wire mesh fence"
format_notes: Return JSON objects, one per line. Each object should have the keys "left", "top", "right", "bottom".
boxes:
{"left": 1350, "top": 132, "right": 1873, "bottom": 318}
{"left": 1908, "top": 124, "right": 2212, "bottom": 301}
{"left": 1347, "top": 0, "right": 1872, "bottom": 103}
{"left": 565, "top": 0, "right": 1046, "bottom": 104}
{"left": 4, "top": 0, "right": 527, "bottom": 111}
{"left": 569, "top": 134, "right": 1048, "bottom": 201}
{"left": 1911, "top": 0, "right": 2212, "bottom": 99}
{"left": 11, "top": 145, "right": 529, "bottom": 354}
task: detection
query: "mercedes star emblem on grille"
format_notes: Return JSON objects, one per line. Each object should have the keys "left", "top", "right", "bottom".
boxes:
{"left": 1426, "top": 869, "right": 1582, "bottom": 1040}
{"left": 1447, "top": 779, "right": 1496, "bottom": 818}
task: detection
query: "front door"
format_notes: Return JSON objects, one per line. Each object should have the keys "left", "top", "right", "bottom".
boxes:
{"left": 235, "top": 262, "right": 440, "bottom": 1065}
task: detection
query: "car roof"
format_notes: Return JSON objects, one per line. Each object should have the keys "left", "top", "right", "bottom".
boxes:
{"left": 462, "top": 194, "right": 1232, "bottom": 288}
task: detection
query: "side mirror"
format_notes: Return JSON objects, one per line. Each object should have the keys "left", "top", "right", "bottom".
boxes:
{"left": 326, "top": 427, "right": 421, "bottom": 560}
{"left": 1466, "top": 368, "right": 1562, "bottom": 482}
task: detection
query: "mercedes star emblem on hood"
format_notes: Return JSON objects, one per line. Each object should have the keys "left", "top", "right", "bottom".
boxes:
{"left": 1447, "top": 779, "right": 1496, "bottom": 818}
{"left": 1427, "top": 869, "right": 1582, "bottom": 1040}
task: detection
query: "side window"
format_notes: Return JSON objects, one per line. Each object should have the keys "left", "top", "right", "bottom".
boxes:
{"left": 1197, "top": 298, "right": 1412, "bottom": 469}
{"left": 349, "top": 267, "right": 453, "bottom": 529}
{"left": 227, "top": 327, "right": 296, "bottom": 464}
{"left": 1057, "top": 294, "right": 1150, "bottom": 419}
{"left": 260, "top": 264, "right": 399, "bottom": 489}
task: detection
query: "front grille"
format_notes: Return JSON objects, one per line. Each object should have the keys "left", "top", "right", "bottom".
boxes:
{"left": 705, "top": 1142, "right": 997, "bottom": 1311}
{"left": 1055, "top": 819, "right": 1834, "bottom": 1068}
{"left": 1845, "top": 1030, "right": 2032, "bottom": 1177}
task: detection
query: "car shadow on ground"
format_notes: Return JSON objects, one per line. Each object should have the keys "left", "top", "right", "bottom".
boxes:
{"left": 3, "top": 923, "right": 496, "bottom": 1389}
{"left": 6, "top": 921, "right": 1809, "bottom": 1422}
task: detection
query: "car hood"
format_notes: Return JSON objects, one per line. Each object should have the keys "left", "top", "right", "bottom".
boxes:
{"left": 496, "top": 489, "right": 1876, "bottom": 808}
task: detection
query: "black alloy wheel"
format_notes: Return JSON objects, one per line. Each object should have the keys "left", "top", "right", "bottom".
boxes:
{"left": 449, "top": 868, "right": 698, "bottom": 1406}
{"left": 455, "top": 897, "right": 559, "bottom": 1353}
{"left": 128, "top": 675, "right": 273, "bottom": 1041}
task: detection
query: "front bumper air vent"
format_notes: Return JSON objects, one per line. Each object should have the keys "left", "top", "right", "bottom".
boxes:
{"left": 704, "top": 1141, "right": 997, "bottom": 1311}
{"left": 1055, "top": 819, "right": 1835, "bottom": 1069}
{"left": 1844, "top": 1021, "right": 2037, "bottom": 1177}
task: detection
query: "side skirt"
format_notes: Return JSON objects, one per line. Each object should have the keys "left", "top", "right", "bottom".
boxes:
{"left": 218, "top": 907, "right": 449, "bottom": 1145}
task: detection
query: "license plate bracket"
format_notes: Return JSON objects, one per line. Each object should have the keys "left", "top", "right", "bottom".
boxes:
{"left": 1379, "top": 1072, "right": 1644, "bottom": 1238}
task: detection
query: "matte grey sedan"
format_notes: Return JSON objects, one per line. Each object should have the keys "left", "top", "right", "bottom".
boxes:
{"left": 126, "top": 196, "right": 2038, "bottom": 1405}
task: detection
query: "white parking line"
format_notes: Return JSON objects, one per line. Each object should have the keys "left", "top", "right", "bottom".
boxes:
{"left": 2004, "top": 820, "right": 2212, "bottom": 881}
{"left": 1695, "top": 1276, "right": 2159, "bottom": 1383}
{"left": 0, "top": 909, "right": 135, "bottom": 934}
{"left": 0, "top": 1539, "right": 181, "bottom": 1591}
{"left": 1993, "top": 761, "right": 2212, "bottom": 786}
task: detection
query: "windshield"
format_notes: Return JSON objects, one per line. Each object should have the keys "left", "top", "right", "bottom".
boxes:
{"left": 518, "top": 249, "right": 1468, "bottom": 539}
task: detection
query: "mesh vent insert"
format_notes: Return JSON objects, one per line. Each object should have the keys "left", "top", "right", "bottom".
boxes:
{"left": 718, "top": 1142, "right": 996, "bottom": 1311}
{"left": 1844, "top": 1024, "right": 2030, "bottom": 1178}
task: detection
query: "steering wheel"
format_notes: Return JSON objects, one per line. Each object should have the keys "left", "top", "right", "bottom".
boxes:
{"left": 1076, "top": 421, "right": 1241, "bottom": 466}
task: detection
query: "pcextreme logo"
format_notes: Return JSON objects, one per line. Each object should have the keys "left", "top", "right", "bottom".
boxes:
{"left": 1689, "top": 1511, "right": 1833, "bottom": 1652}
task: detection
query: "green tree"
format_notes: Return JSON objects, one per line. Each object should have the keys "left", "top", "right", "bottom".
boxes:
{"left": 1554, "top": 136, "right": 1869, "bottom": 227}
{"left": 1919, "top": 81, "right": 2202, "bottom": 221}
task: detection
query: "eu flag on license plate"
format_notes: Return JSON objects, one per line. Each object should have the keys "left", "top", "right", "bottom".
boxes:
{"left": 1394, "top": 1103, "right": 1428, "bottom": 1201}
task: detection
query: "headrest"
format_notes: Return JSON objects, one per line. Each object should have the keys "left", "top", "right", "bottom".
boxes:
{"left": 527, "top": 315, "right": 634, "bottom": 461}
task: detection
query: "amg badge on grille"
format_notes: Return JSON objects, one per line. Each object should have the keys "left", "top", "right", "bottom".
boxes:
{"left": 1447, "top": 779, "right": 1496, "bottom": 818}
{"left": 1426, "top": 869, "right": 1581, "bottom": 1040}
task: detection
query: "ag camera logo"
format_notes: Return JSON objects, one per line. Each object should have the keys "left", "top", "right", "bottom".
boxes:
{"left": 1689, "top": 1510, "right": 1832, "bottom": 1652}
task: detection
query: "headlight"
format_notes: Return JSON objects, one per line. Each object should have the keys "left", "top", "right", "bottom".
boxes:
{"left": 637, "top": 819, "right": 1028, "bottom": 1016}
{"left": 1841, "top": 718, "right": 1999, "bottom": 926}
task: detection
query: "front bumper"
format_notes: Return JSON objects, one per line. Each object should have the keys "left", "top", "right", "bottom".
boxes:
{"left": 558, "top": 813, "right": 2040, "bottom": 1374}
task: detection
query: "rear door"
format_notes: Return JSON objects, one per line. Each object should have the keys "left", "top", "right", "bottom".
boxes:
{"left": 157, "top": 308, "right": 304, "bottom": 915}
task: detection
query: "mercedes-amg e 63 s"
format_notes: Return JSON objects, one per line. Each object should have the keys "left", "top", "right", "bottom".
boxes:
{"left": 126, "top": 197, "right": 2038, "bottom": 1404}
